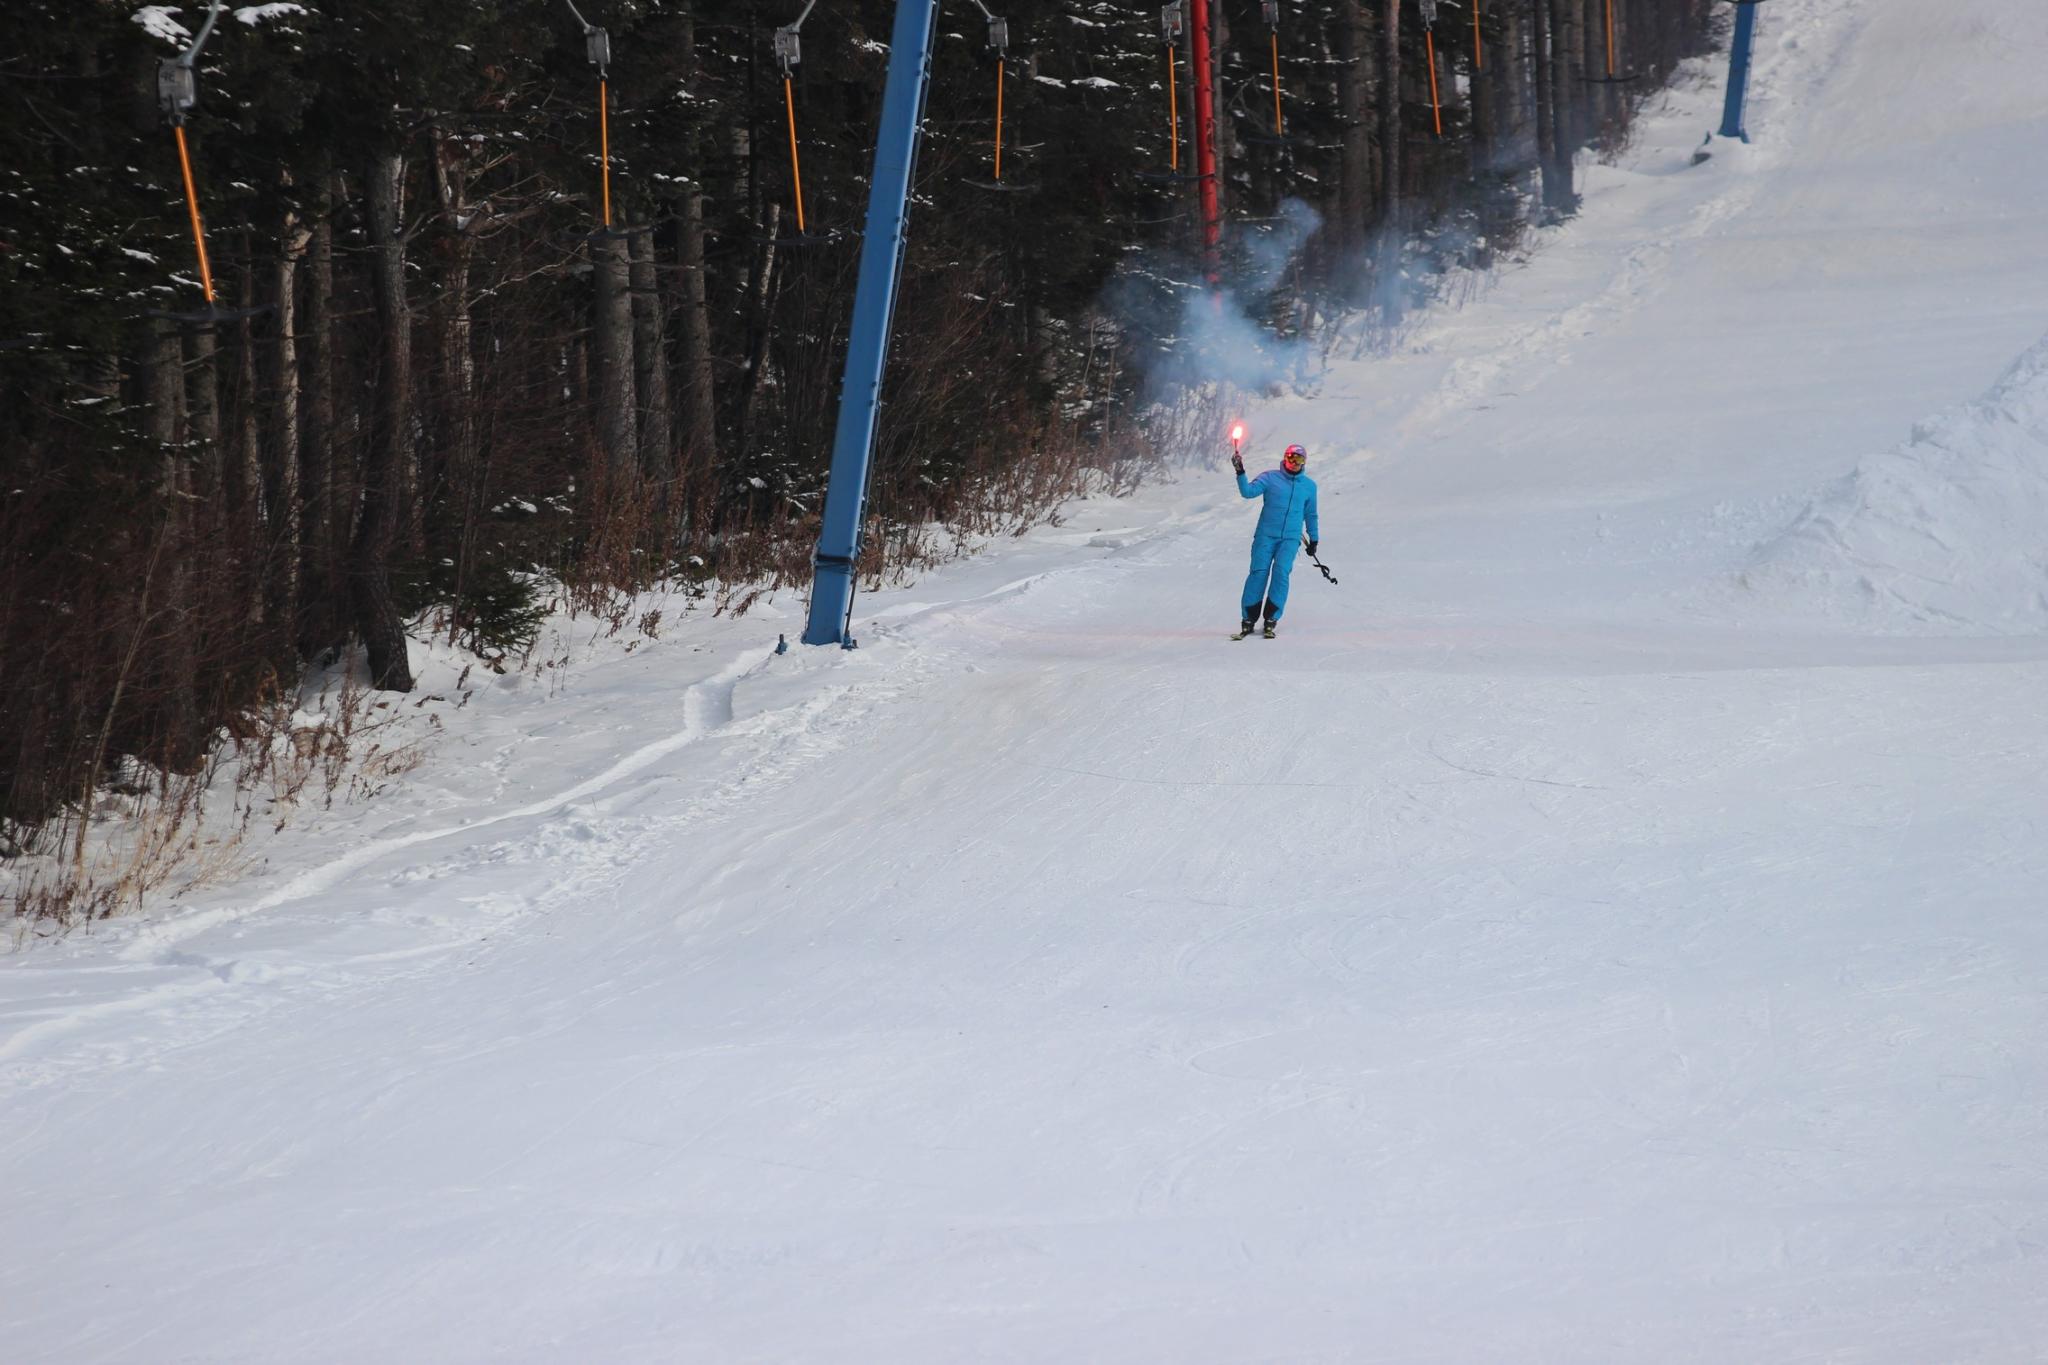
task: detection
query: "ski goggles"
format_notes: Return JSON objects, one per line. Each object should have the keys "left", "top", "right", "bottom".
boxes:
{"left": 1282, "top": 446, "right": 1307, "bottom": 469}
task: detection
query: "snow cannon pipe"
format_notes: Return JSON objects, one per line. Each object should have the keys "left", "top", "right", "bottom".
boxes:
{"left": 1425, "top": 27, "right": 1443, "bottom": 138}
{"left": 599, "top": 76, "right": 613, "bottom": 228}
{"left": 179, "top": 0, "right": 227, "bottom": 74}
{"left": 172, "top": 124, "right": 216, "bottom": 304}
{"left": 994, "top": 57, "right": 1006, "bottom": 181}
{"left": 783, "top": 76, "right": 807, "bottom": 233}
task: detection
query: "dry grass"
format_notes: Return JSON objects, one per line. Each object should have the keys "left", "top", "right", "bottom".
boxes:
{"left": 5, "top": 659, "right": 448, "bottom": 937}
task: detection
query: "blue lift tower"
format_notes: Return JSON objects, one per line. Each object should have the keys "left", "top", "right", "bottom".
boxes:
{"left": 1718, "top": 0, "right": 1762, "bottom": 142}
{"left": 800, "top": 0, "right": 942, "bottom": 647}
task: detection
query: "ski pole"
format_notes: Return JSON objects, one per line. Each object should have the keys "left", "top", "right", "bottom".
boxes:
{"left": 1304, "top": 538, "right": 1337, "bottom": 584}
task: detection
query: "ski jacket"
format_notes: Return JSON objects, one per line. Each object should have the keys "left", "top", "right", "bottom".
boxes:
{"left": 1238, "top": 467, "right": 1319, "bottom": 543}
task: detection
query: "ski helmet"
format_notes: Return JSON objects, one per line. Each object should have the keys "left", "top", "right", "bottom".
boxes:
{"left": 1282, "top": 443, "right": 1307, "bottom": 469}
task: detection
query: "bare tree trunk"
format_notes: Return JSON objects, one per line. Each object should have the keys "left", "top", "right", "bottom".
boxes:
{"left": 1336, "top": 0, "right": 1373, "bottom": 254}
{"left": 399, "top": 168, "right": 427, "bottom": 564}
{"left": 593, "top": 231, "right": 639, "bottom": 483}
{"left": 744, "top": 0, "right": 762, "bottom": 251}
{"left": 235, "top": 260, "right": 264, "bottom": 626}
{"left": 429, "top": 124, "right": 480, "bottom": 595}
{"left": 184, "top": 319, "right": 224, "bottom": 743}
{"left": 674, "top": 2, "right": 717, "bottom": 502}
{"left": 676, "top": 178, "right": 717, "bottom": 489}
{"left": 1608, "top": 0, "right": 1636, "bottom": 130}
{"left": 354, "top": 148, "right": 415, "bottom": 693}
{"left": 267, "top": 205, "right": 306, "bottom": 646}
{"left": 1582, "top": 0, "right": 1611, "bottom": 135}
{"left": 300, "top": 170, "right": 341, "bottom": 659}
{"left": 143, "top": 318, "right": 197, "bottom": 762}
{"left": 1654, "top": 0, "right": 1680, "bottom": 78}
{"left": 1377, "top": 0, "right": 1403, "bottom": 230}
{"left": 1210, "top": 0, "right": 1229, "bottom": 226}
{"left": 1552, "top": 0, "right": 1584, "bottom": 167}
{"left": 144, "top": 322, "right": 184, "bottom": 503}
{"left": 1535, "top": 0, "right": 1556, "bottom": 189}
{"left": 74, "top": 522, "right": 171, "bottom": 867}
{"left": 185, "top": 327, "right": 221, "bottom": 500}
{"left": 736, "top": 203, "right": 782, "bottom": 460}
{"left": 1432, "top": 18, "right": 1457, "bottom": 192}
{"left": 629, "top": 228, "right": 672, "bottom": 483}
{"left": 1535, "top": 0, "right": 1577, "bottom": 214}
{"left": 1496, "top": 0, "right": 1530, "bottom": 165}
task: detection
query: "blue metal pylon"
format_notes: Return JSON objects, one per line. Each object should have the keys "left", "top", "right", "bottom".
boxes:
{"left": 1717, "top": 0, "right": 1762, "bottom": 142}
{"left": 800, "top": 0, "right": 941, "bottom": 647}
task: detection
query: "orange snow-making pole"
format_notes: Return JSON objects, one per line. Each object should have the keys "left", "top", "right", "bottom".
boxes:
{"left": 1420, "top": 0, "right": 1443, "bottom": 138}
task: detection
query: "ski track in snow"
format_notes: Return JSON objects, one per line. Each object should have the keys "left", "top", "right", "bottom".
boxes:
{"left": 10, "top": 1, "right": 2048, "bottom": 1359}
{"left": 0, "top": 553, "right": 1101, "bottom": 1090}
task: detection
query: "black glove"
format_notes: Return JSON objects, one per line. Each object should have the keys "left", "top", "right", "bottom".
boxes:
{"left": 1230, "top": 452, "right": 1245, "bottom": 475}
{"left": 1305, "top": 539, "right": 1318, "bottom": 556}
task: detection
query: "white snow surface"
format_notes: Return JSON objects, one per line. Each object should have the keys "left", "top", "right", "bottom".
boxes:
{"left": 234, "top": 3, "right": 307, "bottom": 26}
{"left": 10, "top": 0, "right": 2048, "bottom": 1359}
{"left": 1743, "top": 330, "right": 2048, "bottom": 632}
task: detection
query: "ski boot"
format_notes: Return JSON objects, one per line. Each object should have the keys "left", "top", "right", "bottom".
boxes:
{"left": 1232, "top": 615, "right": 1258, "bottom": 640}
{"left": 1262, "top": 619, "right": 1278, "bottom": 639}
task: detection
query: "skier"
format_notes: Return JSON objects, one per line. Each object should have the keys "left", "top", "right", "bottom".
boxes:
{"left": 1231, "top": 442, "right": 1319, "bottom": 639}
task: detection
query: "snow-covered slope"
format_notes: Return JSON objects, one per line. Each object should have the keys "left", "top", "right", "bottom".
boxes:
{"left": 8, "top": 0, "right": 2048, "bottom": 1360}
{"left": 1744, "top": 330, "right": 2048, "bottom": 631}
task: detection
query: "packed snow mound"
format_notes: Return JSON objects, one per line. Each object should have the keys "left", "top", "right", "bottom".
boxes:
{"left": 1743, "top": 331, "right": 2048, "bottom": 633}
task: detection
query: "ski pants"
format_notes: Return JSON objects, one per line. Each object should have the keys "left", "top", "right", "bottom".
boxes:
{"left": 1242, "top": 533, "right": 1300, "bottom": 621}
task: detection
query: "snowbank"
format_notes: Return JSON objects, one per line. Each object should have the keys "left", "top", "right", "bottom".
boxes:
{"left": 1743, "top": 331, "right": 2048, "bottom": 632}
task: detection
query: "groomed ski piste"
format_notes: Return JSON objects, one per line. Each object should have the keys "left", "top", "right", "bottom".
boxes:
{"left": 8, "top": 0, "right": 2048, "bottom": 1358}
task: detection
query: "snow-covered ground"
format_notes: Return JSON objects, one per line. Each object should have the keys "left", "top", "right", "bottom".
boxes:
{"left": 10, "top": 0, "right": 2048, "bottom": 1358}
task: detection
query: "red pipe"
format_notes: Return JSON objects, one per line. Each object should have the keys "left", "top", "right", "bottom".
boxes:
{"left": 1188, "top": 0, "right": 1221, "bottom": 292}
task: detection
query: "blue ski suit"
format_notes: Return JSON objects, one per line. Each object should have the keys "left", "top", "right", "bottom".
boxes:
{"left": 1238, "top": 466, "right": 1319, "bottom": 621}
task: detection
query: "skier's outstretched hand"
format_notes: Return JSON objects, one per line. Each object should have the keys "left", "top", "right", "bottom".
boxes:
{"left": 1231, "top": 451, "right": 1245, "bottom": 475}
